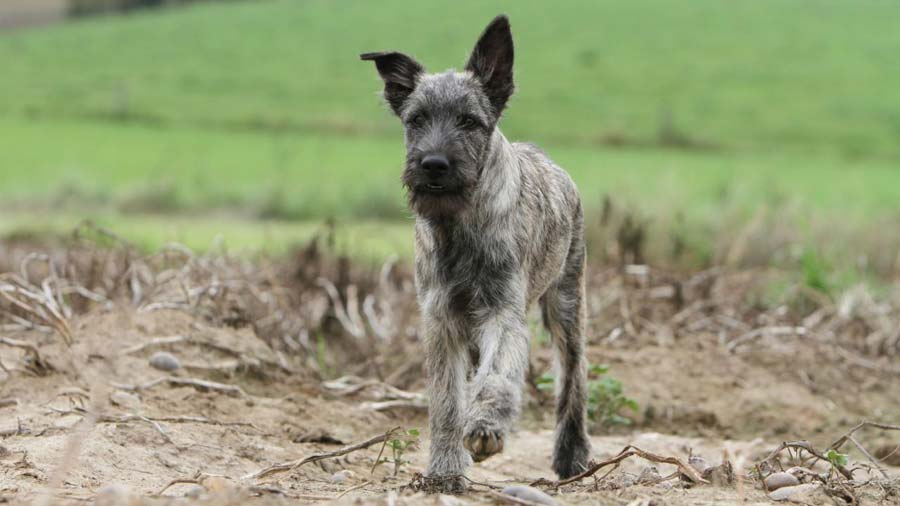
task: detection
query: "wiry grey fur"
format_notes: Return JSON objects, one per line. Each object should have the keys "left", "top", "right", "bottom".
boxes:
{"left": 362, "top": 15, "right": 591, "bottom": 493}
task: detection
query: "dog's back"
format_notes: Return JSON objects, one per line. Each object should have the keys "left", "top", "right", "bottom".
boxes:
{"left": 511, "top": 141, "right": 583, "bottom": 305}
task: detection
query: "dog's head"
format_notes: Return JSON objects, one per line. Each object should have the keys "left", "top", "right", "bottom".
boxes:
{"left": 361, "top": 15, "right": 515, "bottom": 220}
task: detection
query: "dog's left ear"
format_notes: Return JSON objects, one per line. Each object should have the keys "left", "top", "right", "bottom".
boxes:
{"left": 360, "top": 51, "right": 425, "bottom": 116}
{"left": 466, "top": 15, "right": 514, "bottom": 116}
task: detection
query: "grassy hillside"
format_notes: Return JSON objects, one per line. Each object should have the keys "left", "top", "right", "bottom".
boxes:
{"left": 3, "top": 0, "right": 900, "bottom": 156}
{"left": 1, "top": 0, "right": 899, "bottom": 268}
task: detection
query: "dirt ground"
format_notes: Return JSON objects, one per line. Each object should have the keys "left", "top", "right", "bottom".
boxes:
{"left": 1, "top": 239, "right": 899, "bottom": 505}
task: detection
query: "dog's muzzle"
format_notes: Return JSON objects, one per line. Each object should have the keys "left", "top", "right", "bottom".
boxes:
{"left": 420, "top": 154, "right": 451, "bottom": 192}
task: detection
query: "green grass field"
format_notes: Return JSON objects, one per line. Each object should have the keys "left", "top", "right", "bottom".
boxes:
{"left": 1, "top": 0, "right": 899, "bottom": 269}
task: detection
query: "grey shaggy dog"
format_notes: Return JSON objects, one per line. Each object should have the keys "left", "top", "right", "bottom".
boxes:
{"left": 362, "top": 15, "right": 591, "bottom": 493}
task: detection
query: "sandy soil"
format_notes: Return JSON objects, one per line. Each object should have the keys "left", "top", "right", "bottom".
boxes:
{"left": 2, "top": 305, "right": 898, "bottom": 506}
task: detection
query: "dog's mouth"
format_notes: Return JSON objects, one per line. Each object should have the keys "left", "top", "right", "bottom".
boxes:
{"left": 414, "top": 182, "right": 457, "bottom": 194}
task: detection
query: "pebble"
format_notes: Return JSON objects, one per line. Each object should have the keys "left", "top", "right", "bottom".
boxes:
{"left": 330, "top": 469, "right": 354, "bottom": 483}
{"left": 94, "top": 484, "right": 132, "bottom": 506}
{"left": 184, "top": 485, "right": 205, "bottom": 498}
{"left": 149, "top": 351, "right": 181, "bottom": 371}
{"left": 688, "top": 455, "right": 710, "bottom": 474}
{"left": 768, "top": 483, "right": 823, "bottom": 502}
{"left": 500, "top": 485, "right": 557, "bottom": 506}
{"left": 637, "top": 465, "right": 662, "bottom": 484}
{"left": 764, "top": 471, "right": 800, "bottom": 491}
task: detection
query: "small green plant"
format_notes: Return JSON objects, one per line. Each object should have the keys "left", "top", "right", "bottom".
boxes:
{"left": 537, "top": 364, "right": 639, "bottom": 428}
{"left": 825, "top": 448, "right": 849, "bottom": 469}
{"left": 373, "top": 428, "right": 420, "bottom": 476}
{"left": 314, "top": 332, "right": 333, "bottom": 379}
{"left": 800, "top": 249, "right": 832, "bottom": 295}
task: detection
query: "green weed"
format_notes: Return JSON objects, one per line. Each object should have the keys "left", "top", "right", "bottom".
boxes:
{"left": 373, "top": 428, "right": 420, "bottom": 477}
{"left": 537, "top": 363, "right": 639, "bottom": 429}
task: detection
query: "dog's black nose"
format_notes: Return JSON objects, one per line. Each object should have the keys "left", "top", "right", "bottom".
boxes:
{"left": 421, "top": 154, "right": 450, "bottom": 176}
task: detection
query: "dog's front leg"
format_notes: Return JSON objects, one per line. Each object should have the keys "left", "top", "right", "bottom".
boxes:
{"left": 423, "top": 315, "right": 471, "bottom": 493}
{"left": 463, "top": 305, "right": 529, "bottom": 463}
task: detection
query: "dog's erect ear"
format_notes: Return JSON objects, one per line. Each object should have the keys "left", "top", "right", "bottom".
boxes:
{"left": 466, "top": 15, "right": 514, "bottom": 116}
{"left": 360, "top": 51, "right": 425, "bottom": 116}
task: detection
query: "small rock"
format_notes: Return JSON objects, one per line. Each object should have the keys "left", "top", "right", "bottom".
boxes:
{"left": 184, "top": 484, "right": 205, "bottom": 498}
{"left": 768, "top": 483, "right": 825, "bottom": 502}
{"left": 688, "top": 455, "right": 710, "bottom": 474}
{"left": 330, "top": 469, "right": 354, "bottom": 483}
{"left": 500, "top": 485, "right": 557, "bottom": 506}
{"left": 94, "top": 484, "right": 131, "bottom": 506}
{"left": 438, "top": 495, "right": 464, "bottom": 506}
{"left": 764, "top": 471, "right": 800, "bottom": 491}
{"left": 149, "top": 351, "right": 181, "bottom": 371}
{"left": 637, "top": 465, "right": 662, "bottom": 484}
{"left": 109, "top": 391, "right": 141, "bottom": 410}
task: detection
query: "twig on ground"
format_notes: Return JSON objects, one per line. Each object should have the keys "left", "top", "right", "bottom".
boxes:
{"left": 323, "top": 375, "right": 427, "bottom": 409}
{"left": 120, "top": 335, "right": 188, "bottom": 355}
{"left": 112, "top": 376, "right": 246, "bottom": 397}
{"left": 727, "top": 326, "right": 806, "bottom": 352}
{"left": 359, "top": 399, "right": 427, "bottom": 411}
{"left": 827, "top": 420, "right": 900, "bottom": 480}
{"left": 462, "top": 476, "right": 504, "bottom": 490}
{"left": 532, "top": 445, "right": 708, "bottom": 488}
{"left": 334, "top": 480, "right": 372, "bottom": 499}
{"left": 156, "top": 470, "right": 230, "bottom": 496}
{"left": 244, "top": 427, "right": 399, "bottom": 480}
{"left": 758, "top": 440, "right": 853, "bottom": 480}
{"left": 847, "top": 435, "right": 890, "bottom": 479}
{"left": 50, "top": 406, "right": 262, "bottom": 450}
{"left": 156, "top": 476, "right": 201, "bottom": 496}
{"left": 248, "top": 485, "right": 335, "bottom": 501}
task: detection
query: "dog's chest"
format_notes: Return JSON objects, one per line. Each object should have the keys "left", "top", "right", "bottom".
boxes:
{"left": 417, "top": 221, "right": 521, "bottom": 317}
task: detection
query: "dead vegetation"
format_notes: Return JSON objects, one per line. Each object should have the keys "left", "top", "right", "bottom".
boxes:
{"left": 1, "top": 223, "right": 898, "bottom": 505}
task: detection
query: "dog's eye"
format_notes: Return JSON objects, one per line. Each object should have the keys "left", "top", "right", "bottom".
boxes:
{"left": 408, "top": 113, "right": 427, "bottom": 127}
{"left": 459, "top": 116, "right": 479, "bottom": 130}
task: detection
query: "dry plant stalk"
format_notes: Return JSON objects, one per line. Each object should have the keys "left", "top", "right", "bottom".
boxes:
{"left": 243, "top": 427, "right": 399, "bottom": 480}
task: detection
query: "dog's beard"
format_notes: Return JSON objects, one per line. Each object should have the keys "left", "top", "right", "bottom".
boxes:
{"left": 406, "top": 188, "right": 470, "bottom": 219}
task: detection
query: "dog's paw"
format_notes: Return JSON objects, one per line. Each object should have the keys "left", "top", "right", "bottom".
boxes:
{"left": 419, "top": 474, "right": 467, "bottom": 495}
{"left": 463, "top": 422, "right": 505, "bottom": 462}
{"left": 553, "top": 430, "right": 592, "bottom": 479}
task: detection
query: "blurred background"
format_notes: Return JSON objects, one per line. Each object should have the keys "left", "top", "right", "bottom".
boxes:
{"left": 1, "top": 3, "right": 899, "bottom": 502}
{"left": 2, "top": 0, "right": 899, "bottom": 276}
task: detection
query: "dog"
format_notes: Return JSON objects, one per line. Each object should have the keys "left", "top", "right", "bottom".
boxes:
{"left": 362, "top": 14, "right": 591, "bottom": 493}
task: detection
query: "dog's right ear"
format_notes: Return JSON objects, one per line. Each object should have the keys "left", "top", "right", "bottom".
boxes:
{"left": 360, "top": 52, "right": 425, "bottom": 116}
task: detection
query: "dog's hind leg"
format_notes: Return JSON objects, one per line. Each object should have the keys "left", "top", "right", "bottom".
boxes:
{"left": 541, "top": 226, "right": 592, "bottom": 479}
